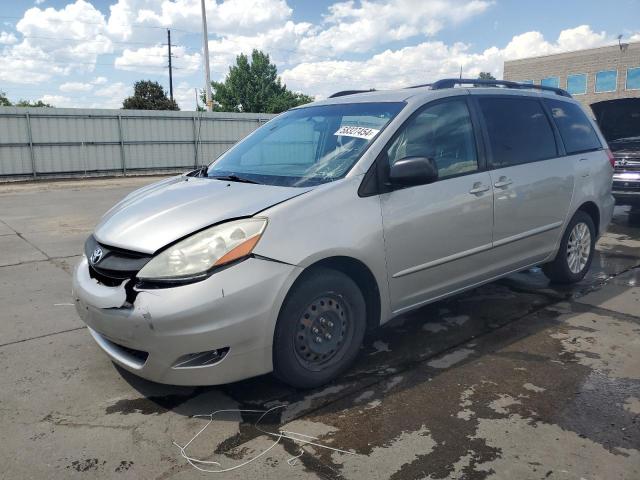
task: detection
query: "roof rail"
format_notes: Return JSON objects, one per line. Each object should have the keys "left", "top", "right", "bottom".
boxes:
{"left": 328, "top": 89, "right": 376, "bottom": 98}
{"left": 429, "top": 78, "right": 572, "bottom": 98}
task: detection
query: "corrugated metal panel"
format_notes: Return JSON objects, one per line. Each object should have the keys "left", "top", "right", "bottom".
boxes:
{"left": 0, "top": 107, "right": 275, "bottom": 178}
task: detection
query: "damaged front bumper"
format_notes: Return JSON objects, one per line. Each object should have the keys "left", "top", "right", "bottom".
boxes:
{"left": 72, "top": 256, "right": 301, "bottom": 385}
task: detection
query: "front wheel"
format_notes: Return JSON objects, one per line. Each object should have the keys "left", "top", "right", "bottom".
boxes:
{"left": 273, "top": 267, "right": 366, "bottom": 389}
{"left": 542, "top": 211, "right": 595, "bottom": 284}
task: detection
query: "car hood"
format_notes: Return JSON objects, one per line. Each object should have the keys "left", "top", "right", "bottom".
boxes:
{"left": 94, "top": 175, "right": 312, "bottom": 254}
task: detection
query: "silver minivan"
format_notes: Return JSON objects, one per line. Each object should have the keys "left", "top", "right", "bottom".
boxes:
{"left": 73, "top": 79, "right": 615, "bottom": 388}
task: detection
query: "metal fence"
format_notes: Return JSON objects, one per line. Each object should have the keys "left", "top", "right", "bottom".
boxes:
{"left": 0, "top": 107, "right": 275, "bottom": 179}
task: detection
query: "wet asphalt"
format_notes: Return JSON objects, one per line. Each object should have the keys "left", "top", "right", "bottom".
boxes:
{"left": 0, "top": 176, "right": 638, "bottom": 479}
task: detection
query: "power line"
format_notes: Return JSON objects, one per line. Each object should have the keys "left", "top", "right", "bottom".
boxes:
{"left": 0, "top": 15, "right": 199, "bottom": 35}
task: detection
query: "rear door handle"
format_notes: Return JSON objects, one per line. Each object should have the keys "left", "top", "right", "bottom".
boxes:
{"left": 494, "top": 176, "right": 512, "bottom": 189}
{"left": 469, "top": 182, "right": 490, "bottom": 194}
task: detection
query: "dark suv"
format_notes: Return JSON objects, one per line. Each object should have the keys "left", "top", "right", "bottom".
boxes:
{"left": 593, "top": 99, "right": 640, "bottom": 215}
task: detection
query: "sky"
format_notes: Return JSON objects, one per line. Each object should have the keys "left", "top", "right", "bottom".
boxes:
{"left": 0, "top": 0, "right": 638, "bottom": 110}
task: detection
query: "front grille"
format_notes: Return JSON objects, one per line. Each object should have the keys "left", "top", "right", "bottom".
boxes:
{"left": 613, "top": 155, "right": 640, "bottom": 173}
{"left": 85, "top": 235, "right": 152, "bottom": 284}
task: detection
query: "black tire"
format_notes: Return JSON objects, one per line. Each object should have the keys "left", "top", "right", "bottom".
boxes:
{"left": 542, "top": 210, "right": 595, "bottom": 284}
{"left": 273, "top": 267, "right": 366, "bottom": 389}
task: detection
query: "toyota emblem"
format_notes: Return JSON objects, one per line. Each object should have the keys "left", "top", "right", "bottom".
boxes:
{"left": 90, "top": 247, "right": 103, "bottom": 265}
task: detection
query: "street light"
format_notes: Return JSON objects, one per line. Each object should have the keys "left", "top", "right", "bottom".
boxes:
{"left": 200, "top": 0, "right": 213, "bottom": 111}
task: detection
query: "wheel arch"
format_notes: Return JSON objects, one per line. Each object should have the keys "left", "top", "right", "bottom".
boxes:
{"left": 576, "top": 201, "right": 600, "bottom": 237}
{"left": 283, "top": 256, "right": 382, "bottom": 333}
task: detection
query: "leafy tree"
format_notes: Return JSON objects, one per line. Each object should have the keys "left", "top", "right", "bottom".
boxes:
{"left": 478, "top": 72, "right": 496, "bottom": 80}
{"left": 0, "top": 91, "right": 11, "bottom": 106}
{"left": 15, "top": 99, "right": 53, "bottom": 107}
{"left": 123, "top": 80, "right": 179, "bottom": 110}
{"left": 0, "top": 93, "right": 53, "bottom": 107}
{"left": 204, "top": 50, "right": 313, "bottom": 113}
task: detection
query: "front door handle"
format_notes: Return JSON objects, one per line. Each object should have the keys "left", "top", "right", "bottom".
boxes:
{"left": 494, "top": 176, "right": 513, "bottom": 188}
{"left": 469, "top": 182, "right": 490, "bottom": 194}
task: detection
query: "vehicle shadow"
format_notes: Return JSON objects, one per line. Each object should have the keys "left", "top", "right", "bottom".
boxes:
{"left": 112, "top": 207, "right": 639, "bottom": 426}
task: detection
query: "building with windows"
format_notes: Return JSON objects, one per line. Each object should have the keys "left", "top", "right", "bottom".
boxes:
{"left": 503, "top": 41, "right": 640, "bottom": 115}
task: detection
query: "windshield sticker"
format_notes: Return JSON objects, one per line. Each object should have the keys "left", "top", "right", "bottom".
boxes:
{"left": 334, "top": 125, "right": 380, "bottom": 140}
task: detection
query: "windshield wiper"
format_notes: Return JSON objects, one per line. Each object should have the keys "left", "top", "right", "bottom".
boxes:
{"left": 209, "top": 174, "right": 260, "bottom": 184}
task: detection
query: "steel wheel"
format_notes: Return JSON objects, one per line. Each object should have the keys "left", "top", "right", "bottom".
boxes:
{"left": 566, "top": 221, "right": 591, "bottom": 274}
{"left": 294, "top": 294, "right": 351, "bottom": 371}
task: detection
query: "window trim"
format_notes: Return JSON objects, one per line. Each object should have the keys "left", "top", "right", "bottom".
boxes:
{"left": 566, "top": 73, "right": 588, "bottom": 96}
{"left": 358, "top": 95, "right": 484, "bottom": 197}
{"left": 595, "top": 69, "right": 618, "bottom": 93}
{"left": 541, "top": 76, "right": 560, "bottom": 89}
{"left": 472, "top": 94, "right": 561, "bottom": 170}
{"left": 625, "top": 66, "right": 640, "bottom": 91}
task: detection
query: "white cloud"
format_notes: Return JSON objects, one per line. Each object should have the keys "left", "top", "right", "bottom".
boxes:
{"left": 35, "top": 0, "right": 46, "bottom": 4}
{"left": 206, "top": 21, "right": 314, "bottom": 79}
{"left": 93, "top": 81, "right": 131, "bottom": 108}
{"left": 174, "top": 81, "right": 198, "bottom": 110}
{"left": 282, "top": 25, "right": 615, "bottom": 98}
{"left": 40, "top": 94, "right": 71, "bottom": 105}
{"left": 297, "top": 0, "right": 493, "bottom": 56}
{"left": 0, "top": 0, "right": 111, "bottom": 83}
{"left": 114, "top": 44, "right": 201, "bottom": 75}
{"left": 107, "top": 0, "right": 292, "bottom": 42}
{"left": 0, "top": 31, "right": 18, "bottom": 45}
{"left": 59, "top": 81, "right": 94, "bottom": 92}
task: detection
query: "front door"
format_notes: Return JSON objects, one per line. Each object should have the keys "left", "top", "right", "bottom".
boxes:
{"left": 379, "top": 97, "right": 494, "bottom": 314}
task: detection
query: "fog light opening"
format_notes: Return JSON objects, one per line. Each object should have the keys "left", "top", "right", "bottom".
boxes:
{"left": 172, "top": 347, "right": 230, "bottom": 369}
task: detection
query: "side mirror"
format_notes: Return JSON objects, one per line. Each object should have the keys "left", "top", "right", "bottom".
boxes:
{"left": 388, "top": 156, "right": 438, "bottom": 187}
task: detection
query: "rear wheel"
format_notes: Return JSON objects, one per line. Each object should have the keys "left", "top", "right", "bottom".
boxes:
{"left": 542, "top": 210, "right": 595, "bottom": 284}
{"left": 273, "top": 267, "right": 366, "bottom": 389}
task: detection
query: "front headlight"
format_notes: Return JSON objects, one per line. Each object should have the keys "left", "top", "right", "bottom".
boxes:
{"left": 137, "top": 218, "right": 267, "bottom": 281}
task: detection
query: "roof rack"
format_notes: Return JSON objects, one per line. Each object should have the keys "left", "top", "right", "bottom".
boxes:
{"left": 328, "top": 89, "right": 376, "bottom": 98}
{"left": 428, "top": 78, "right": 572, "bottom": 98}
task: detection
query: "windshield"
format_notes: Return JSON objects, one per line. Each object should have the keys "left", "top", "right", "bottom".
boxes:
{"left": 206, "top": 102, "right": 405, "bottom": 187}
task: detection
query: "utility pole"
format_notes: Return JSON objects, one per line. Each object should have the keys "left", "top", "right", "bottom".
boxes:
{"left": 200, "top": 0, "right": 213, "bottom": 111}
{"left": 167, "top": 29, "right": 174, "bottom": 101}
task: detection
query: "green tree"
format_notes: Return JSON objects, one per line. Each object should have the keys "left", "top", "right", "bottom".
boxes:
{"left": 122, "top": 80, "right": 179, "bottom": 110}
{"left": 478, "top": 72, "right": 496, "bottom": 80}
{"left": 0, "top": 91, "right": 11, "bottom": 106}
{"left": 205, "top": 50, "right": 313, "bottom": 113}
{"left": 15, "top": 99, "right": 53, "bottom": 107}
{"left": 0, "top": 93, "right": 53, "bottom": 107}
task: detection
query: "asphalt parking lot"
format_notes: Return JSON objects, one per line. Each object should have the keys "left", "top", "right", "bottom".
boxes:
{"left": 0, "top": 176, "right": 639, "bottom": 480}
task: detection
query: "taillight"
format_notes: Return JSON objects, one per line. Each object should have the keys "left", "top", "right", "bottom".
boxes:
{"left": 605, "top": 149, "right": 615, "bottom": 169}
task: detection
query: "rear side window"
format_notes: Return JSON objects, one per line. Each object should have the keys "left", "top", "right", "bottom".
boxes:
{"left": 478, "top": 97, "right": 557, "bottom": 167}
{"left": 545, "top": 99, "right": 602, "bottom": 154}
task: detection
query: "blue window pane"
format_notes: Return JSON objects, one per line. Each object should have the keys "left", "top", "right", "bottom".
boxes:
{"left": 567, "top": 74, "right": 587, "bottom": 95}
{"left": 627, "top": 67, "right": 640, "bottom": 90}
{"left": 541, "top": 77, "right": 559, "bottom": 88}
{"left": 520, "top": 80, "right": 534, "bottom": 85}
{"left": 595, "top": 70, "right": 617, "bottom": 92}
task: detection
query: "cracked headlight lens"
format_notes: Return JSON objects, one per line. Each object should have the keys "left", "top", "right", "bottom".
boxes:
{"left": 137, "top": 218, "right": 267, "bottom": 280}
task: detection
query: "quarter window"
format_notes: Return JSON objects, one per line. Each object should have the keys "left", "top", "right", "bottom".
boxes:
{"left": 626, "top": 67, "right": 640, "bottom": 90}
{"left": 545, "top": 99, "right": 601, "bottom": 154}
{"left": 477, "top": 97, "right": 557, "bottom": 167}
{"left": 541, "top": 77, "right": 560, "bottom": 88}
{"left": 566, "top": 74, "right": 587, "bottom": 95}
{"left": 386, "top": 99, "right": 478, "bottom": 179}
{"left": 595, "top": 70, "right": 617, "bottom": 92}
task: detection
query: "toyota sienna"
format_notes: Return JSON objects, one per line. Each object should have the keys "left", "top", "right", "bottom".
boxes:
{"left": 73, "top": 79, "right": 615, "bottom": 388}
